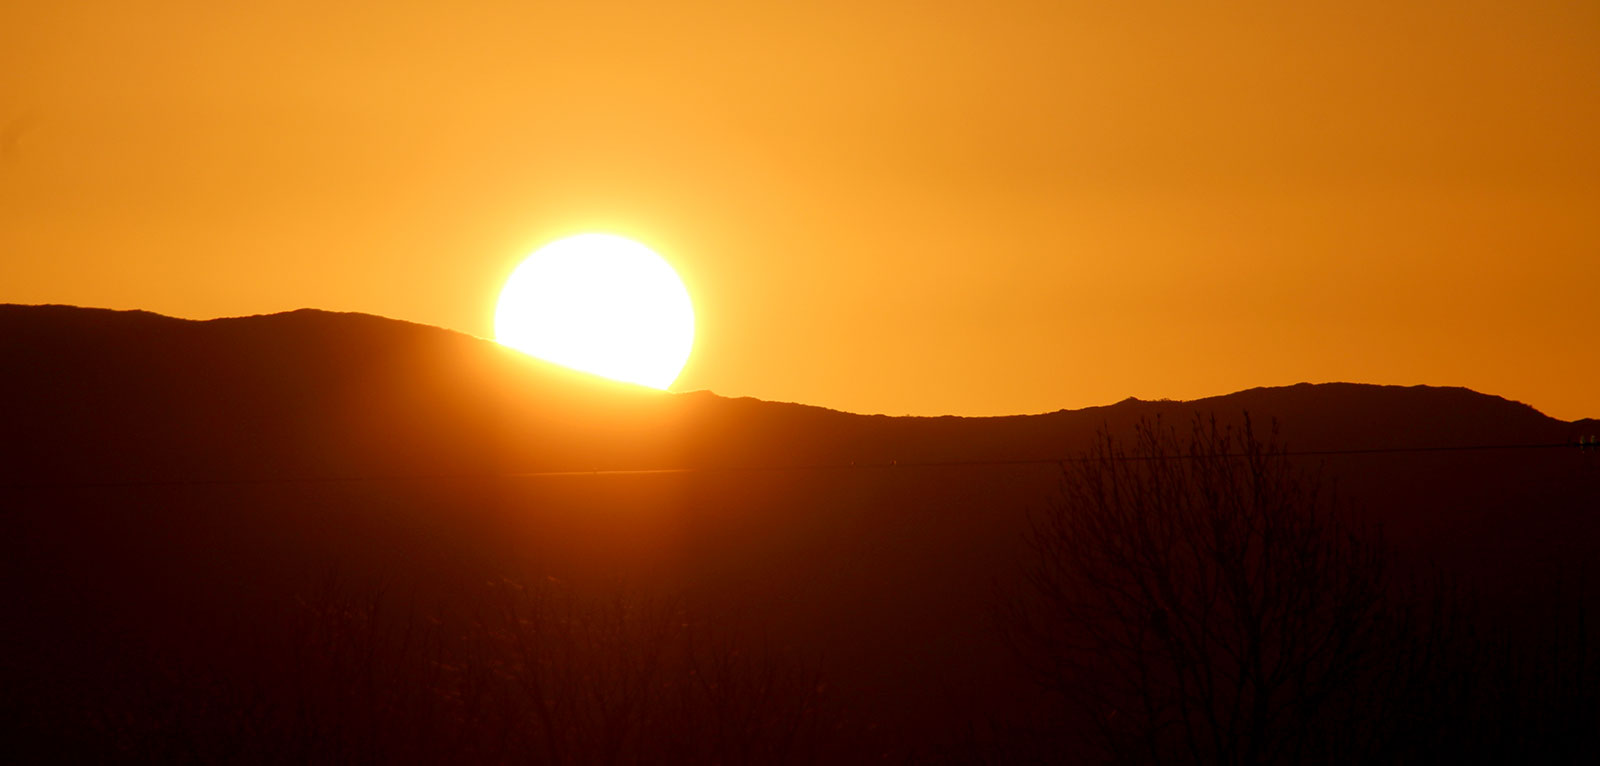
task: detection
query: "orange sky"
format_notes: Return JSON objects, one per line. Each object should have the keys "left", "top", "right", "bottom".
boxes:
{"left": 3, "top": 1, "right": 1596, "bottom": 419}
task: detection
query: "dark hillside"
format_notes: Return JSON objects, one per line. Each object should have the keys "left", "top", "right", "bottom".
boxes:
{"left": 2, "top": 305, "right": 1595, "bottom": 760}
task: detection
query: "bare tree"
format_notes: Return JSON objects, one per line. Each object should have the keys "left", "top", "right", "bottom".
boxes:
{"left": 1007, "top": 415, "right": 1449, "bottom": 765}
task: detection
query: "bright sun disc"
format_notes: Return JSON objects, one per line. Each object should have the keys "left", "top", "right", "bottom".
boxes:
{"left": 494, "top": 234, "right": 695, "bottom": 389}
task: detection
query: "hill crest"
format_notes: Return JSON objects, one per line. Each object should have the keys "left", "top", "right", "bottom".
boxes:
{"left": 1, "top": 303, "right": 1572, "bottom": 422}
{"left": 0, "top": 303, "right": 1586, "bottom": 486}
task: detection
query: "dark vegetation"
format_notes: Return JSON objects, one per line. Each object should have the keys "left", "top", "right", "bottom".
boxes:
{"left": 3, "top": 305, "right": 1597, "bottom": 762}
{"left": 997, "top": 417, "right": 1597, "bottom": 764}
{"left": 41, "top": 573, "right": 836, "bottom": 764}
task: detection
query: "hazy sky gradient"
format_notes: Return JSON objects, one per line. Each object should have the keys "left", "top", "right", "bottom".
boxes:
{"left": 3, "top": 1, "right": 1595, "bottom": 418}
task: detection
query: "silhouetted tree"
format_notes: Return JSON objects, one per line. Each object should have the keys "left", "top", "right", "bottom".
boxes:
{"left": 1006, "top": 416, "right": 1460, "bottom": 765}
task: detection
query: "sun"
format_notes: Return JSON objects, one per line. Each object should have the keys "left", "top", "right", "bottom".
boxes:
{"left": 494, "top": 234, "right": 695, "bottom": 390}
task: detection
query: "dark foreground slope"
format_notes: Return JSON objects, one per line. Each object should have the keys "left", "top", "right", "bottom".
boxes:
{"left": 3, "top": 305, "right": 1596, "bottom": 761}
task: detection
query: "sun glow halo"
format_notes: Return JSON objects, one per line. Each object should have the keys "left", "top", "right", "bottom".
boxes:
{"left": 494, "top": 234, "right": 695, "bottom": 389}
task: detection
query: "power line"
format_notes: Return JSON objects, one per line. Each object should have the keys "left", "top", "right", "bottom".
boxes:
{"left": 0, "top": 441, "right": 1589, "bottom": 493}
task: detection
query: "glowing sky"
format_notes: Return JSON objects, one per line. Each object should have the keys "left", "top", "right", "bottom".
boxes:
{"left": 2, "top": 1, "right": 1595, "bottom": 418}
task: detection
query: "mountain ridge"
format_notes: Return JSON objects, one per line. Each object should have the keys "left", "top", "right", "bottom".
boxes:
{"left": 1, "top": 302, "right": 1580, "bottom": 422}
{"left": 2, "top": 303, "right": 1585, "bottom": 486}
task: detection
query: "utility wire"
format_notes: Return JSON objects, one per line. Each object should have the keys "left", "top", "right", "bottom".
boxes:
{"left": 0, "top": 441, "right": 1591, "bottom": 492}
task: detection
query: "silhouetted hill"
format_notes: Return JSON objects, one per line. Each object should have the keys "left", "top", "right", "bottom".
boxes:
{"left": 2, "top": 305, "right": 1582, "bottom": 480}
{"left": 2, "top": 305, "right": 1595, "bottom": 760}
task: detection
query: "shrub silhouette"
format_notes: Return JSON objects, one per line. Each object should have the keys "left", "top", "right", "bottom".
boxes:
{"left": 79, "top": 572, "right": 836, "bottom": 764}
